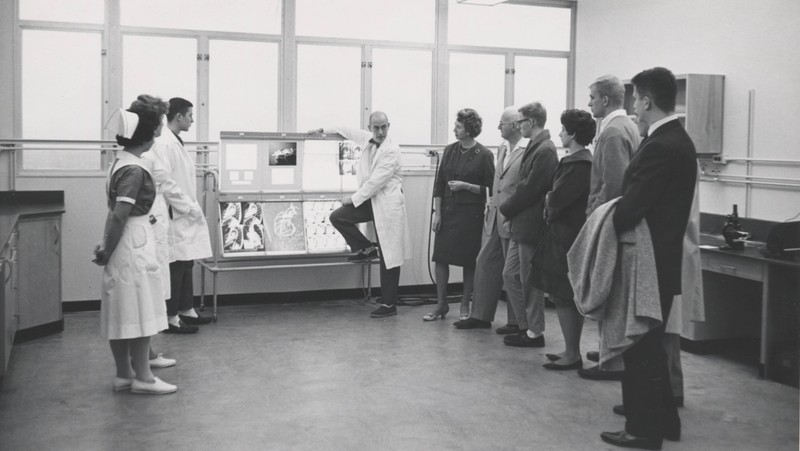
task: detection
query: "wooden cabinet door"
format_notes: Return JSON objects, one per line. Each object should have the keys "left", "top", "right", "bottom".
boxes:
{"left": 1, "top": 230, "right": 18, "bottom": 375}
{"left": 16, "top": 216, "right": 62, "bottom": 330}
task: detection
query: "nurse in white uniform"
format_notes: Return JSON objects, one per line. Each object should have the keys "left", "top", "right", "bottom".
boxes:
{"left": 94, "top": 102, "right": 177, "bottom": 395}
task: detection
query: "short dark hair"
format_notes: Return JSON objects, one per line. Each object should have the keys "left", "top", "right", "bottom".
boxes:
{"left": 518, "top": 102, "right": 547, "bottom": 127}
{"left": 167, "top": 97, "right": 193, "bottom": 122}
{"left": 116, "top": 94, "right": 168, "bottom": 147}
{"left": 456, "top": 108, "right": 482, "bottom": 138}
{"left": 560, "top": 109, "right": 596, "bottom": 146}
{"left": 631, "top": 67, "right": 677, "bottom": 113}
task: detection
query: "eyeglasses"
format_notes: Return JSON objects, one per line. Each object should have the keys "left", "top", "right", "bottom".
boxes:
{"left": 498, "top": 121, "right": 514, "bottom": 127}
{"left": 516, "top": 118, "right": 532, "bottom": 125}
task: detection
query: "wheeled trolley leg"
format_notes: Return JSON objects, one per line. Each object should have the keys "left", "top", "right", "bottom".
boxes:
{"left": 212, "top": 271, "right": 218, "bottom": 322}
{"left": 199, "top": 264, "right": 206, "bottom": 311}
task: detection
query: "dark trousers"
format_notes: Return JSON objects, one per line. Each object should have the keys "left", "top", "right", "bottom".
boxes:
{"left": 622, "top": 289, "right": 681, "bottom": 440}
{"left": 330, "top": 201, "right": 400, "bottom": 306}
{"left": 167, "top": 260, "right": 195, "bottom": 316}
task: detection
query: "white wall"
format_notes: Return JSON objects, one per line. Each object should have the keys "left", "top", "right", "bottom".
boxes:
{"left": 14, "top": 170, "right": 443, "bottom": 303}
{"left": 575, "top": 0, "right": 800, "bottom": 221}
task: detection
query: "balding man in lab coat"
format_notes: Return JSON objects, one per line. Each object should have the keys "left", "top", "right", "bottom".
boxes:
{"left": 311, "top": 111, "right": 412, "bottom": 318}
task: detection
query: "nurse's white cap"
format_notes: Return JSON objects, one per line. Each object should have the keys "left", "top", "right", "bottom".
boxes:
{"left": 104, "top": 107, "right": 139, "bottom": 139}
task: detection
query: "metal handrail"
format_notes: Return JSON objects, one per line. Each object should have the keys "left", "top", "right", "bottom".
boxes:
{"left": 700, "top": 177, "right": 800, "bottom": 189}
{"left": 720, "top": 157, "right": 800, "bottom": 165}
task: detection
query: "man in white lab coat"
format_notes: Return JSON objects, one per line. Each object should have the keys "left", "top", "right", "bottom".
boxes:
{"left": 147, "top": 98, "right": 213, "bottom": 333}
{"left": 312, "top": 111, "right": 412, "bottom": 318}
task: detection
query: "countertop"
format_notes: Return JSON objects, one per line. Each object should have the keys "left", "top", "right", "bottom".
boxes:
{"left": 699, "top": 233, "right": 800, "bottom": 268}
{"left": 0, "top": 191, "right": 65, "bottom": 249}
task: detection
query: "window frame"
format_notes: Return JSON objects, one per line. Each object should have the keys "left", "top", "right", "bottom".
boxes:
{"left": 7, "top": 0, "right": 577, "bottom": 175}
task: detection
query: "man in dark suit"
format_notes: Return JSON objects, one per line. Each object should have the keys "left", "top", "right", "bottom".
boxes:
{"left": 498, "top": 102, "right": 558, "bottom": 348}
{"left": 601, "top": 67, "right": 697, "bottom": 450}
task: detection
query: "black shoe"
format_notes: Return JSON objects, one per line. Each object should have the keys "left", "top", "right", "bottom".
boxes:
{"left": 179, "top": 314, "right": 212, "bottom": 325}
{"left": 370, "top": 304, "right": 397, "bottom": 318}
{"left": 453, "top": 317, "right": 491, "bottom": 329}
{"left": 494, "top": 324, "right": 520, "bottom": 335}
{"left": 586, "top": 351, "right": 599, "bottom": 362}
{"left": 503, "top": 332, "right": 544, "bottom": 348}
{"left": 612, "top": 405, "right": 680, "bottom": 442}
{"left": 578, "top": 365, "right": 623, "bottom": 381}
{"left": 600, "top": 431, "right": 662, "bottom": 450}
{"left": 545, "top": 353, "right": 561, "bottom": 361}
{"left": 543, "top": 358, "right": 582, "bottom": 371}
{"left": 163, "top": 322, "right": 198, "bottom": 334}
{"left": 347, "top": 246, "right": 379, "bottom": 262}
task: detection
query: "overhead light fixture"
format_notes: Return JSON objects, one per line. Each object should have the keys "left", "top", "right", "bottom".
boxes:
{"left": 456, "top": 0, "right": 506, "bottom": 5}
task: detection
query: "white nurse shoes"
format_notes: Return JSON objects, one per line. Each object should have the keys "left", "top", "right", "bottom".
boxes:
{"left": 149, "top": 353, "right": 176, "bottom": 368}
{"left": 131, "top": 377, "right": 177, "bottom": 395}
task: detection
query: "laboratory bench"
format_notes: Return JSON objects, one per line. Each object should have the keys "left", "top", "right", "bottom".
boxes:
{"left": 0, "top": 191, "right": 65, "bottom": 377}
{"left": 692, "top": 213, "right": 799, "bottom": 386}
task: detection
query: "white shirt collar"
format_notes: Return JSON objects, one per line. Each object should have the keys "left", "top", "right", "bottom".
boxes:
{"left": 510, "top": 137, "right": 529, "bottom": 151}
{"left": 600, "top": 109, "right": 628, "bottom": 131}
{"left": 647, "top": 114, "right": 682, "bottom": 137}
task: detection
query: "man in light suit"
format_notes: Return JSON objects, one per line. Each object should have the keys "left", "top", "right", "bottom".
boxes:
{"left": 601, "top": 67, "right": 696, "bottom": 450}
{"left": 453, "top": 106, "right": 524, "bottom": 332}
{"left": 580, "top": 74, "right": 640, "bottom": 381}
{"left": 498, "top": 102, "right": 558, "bottom": 348}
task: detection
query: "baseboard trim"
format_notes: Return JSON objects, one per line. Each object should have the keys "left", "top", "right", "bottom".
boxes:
{"left": 14, "top": 320, "right": 64, "bottom": 344}
{"left": 62, "top": 284, "right": 471, "bottom": 312}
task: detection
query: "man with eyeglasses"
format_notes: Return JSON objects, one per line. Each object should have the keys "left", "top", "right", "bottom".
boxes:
{"left": 454, "top": 106, "right": 525, "bottom": 332}
{"left": 310, "top": 111, "right": 411, "bottom": 318}
{"left": 497, "top": 102, "right": 558, "bottom": 348}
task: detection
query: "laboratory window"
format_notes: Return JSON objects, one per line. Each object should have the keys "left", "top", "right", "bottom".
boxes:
{"left": 296, "top": 0, "right": 435, "bottom": 43}
{"left": 209, "top": 40, "right": 280, "bottom": 141}
{"left": 121, "top": 0, "right": 281, "bottom": 35}
{"left": 447, "top": 52, "right": 505, "bottom": 142}
{"left": 122, "top": 35, "right": 197, "bottom": 142}
{"left": 371, "top": 48, "right": 433, "bottom": 145}
{"left": 21, "top": 30, "right": 102, "bottom": 170}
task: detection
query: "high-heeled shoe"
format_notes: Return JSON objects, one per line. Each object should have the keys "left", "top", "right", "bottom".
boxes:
{"left": 459, "top": 303, "right": 470, "bottom": 320}
{"left": 423, "top": 310, "right": 448, "bottom": 321}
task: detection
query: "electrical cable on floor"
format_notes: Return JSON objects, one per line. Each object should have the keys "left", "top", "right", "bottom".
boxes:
{"left": 394, "top": 149, "right": 440, "bottom": 306}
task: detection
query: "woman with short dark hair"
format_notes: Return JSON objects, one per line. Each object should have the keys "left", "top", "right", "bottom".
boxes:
{"left": 425, "top": 108, "right": 495, "bottom": 321}
{"left": 530, "top": 108, "right": 595, "bottom": 370}
{"left": 93, "top": 97, "right": 177, "bottom": 394}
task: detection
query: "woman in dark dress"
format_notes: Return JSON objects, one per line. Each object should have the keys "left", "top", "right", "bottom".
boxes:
{"left": 530, "top": 109, "right": 596, "bottom": 370}
{"left": 425, "top": 109, "right": 495, "bottom": 321}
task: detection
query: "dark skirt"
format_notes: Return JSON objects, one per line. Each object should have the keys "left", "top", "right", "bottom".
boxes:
{"left": 432, "top": 198, "right": 484, "bottom": 267}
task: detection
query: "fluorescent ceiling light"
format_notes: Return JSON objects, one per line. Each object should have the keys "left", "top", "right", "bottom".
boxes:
{"left": 457, "top": 0, "right": 506, "bottom": 5}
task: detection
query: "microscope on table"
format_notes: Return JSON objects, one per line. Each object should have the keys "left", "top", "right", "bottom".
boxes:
{"left": 720, "top": 204, "right": 750, "bottom": 250}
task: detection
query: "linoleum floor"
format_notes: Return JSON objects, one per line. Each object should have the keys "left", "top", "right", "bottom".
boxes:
{"left": 0, "top": 299, "right": 797, "bottom": 450}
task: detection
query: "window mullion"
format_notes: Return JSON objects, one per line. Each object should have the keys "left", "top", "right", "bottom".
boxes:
{"left": 197, "top": 35, "right": 210, "bottom": 142}
{"left": 362, "top": 44, "right": 372, "bottom": 128}
{"left": 104, "top": 0, "right": 122, "bottom": 146}
{"left": 281, "top": 0, "right": 295, "bottom": 132}
{"left": 505, "top": 52, "right": 514, "bottom": 108}
{"left": 433, "top": 0, "right": 448, "bottom": 144}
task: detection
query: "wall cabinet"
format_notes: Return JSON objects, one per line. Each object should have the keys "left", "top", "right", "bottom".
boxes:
{"left": 623, "top": 73, "right": 724, "bottom": 154}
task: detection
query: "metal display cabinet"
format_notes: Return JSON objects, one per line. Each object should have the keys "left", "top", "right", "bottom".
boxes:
{"left": 198, "top": 132, "right": 378, "bottom": 320}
